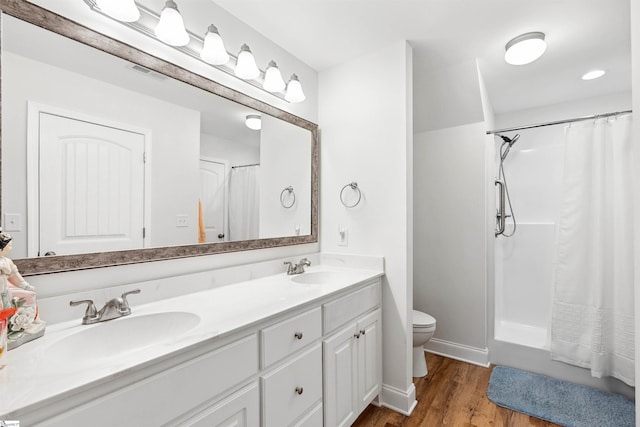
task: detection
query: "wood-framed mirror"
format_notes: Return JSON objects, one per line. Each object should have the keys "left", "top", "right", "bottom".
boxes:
{"left": 0, "top": 0, "right": 318, "bottom": 276}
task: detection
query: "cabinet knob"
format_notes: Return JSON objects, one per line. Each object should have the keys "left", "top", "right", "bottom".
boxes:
{"left": 295, "top": 386, "right": 304, "bottom": 395}
{"left": 354, "top": 332, "right": 361, "bottom": 339}
{"left": 360, "top": 329, "right": 366, "bottom": 335}
{"left": 294, "top": 332, "right": 303, "bottom": 340}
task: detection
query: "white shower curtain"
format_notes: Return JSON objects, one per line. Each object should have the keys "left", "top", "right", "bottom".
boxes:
{"left": 228, "top": 165, "right": 260, "bottom": 241}
{"left": 550, "top": 114, "right": 634, "bottom": 386}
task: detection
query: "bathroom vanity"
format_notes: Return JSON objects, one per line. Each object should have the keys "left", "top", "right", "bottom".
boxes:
{"left": 0, "top": 265, "right": 383, "bottom": 426}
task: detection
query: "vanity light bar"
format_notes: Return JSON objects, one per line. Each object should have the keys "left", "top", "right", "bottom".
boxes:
{"left": 83, "top": 0, "right": 302, "bottom": 103}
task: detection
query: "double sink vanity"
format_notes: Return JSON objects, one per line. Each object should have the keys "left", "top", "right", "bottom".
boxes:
{"left": 0, "top": 259, "right": 384, "bottom": 426}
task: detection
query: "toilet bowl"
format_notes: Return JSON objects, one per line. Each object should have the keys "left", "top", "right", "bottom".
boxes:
{"left": 413, "top": 310, "right": 436, "bottom": 377}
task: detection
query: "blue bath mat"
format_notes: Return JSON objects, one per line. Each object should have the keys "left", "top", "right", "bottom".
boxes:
{"left": 487, "top": 366, "right": 635, "bottom": 427}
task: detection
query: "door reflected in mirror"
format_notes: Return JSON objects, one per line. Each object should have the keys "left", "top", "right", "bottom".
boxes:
{"left": 2, "top": 14, "right": 313, "bottom": 259}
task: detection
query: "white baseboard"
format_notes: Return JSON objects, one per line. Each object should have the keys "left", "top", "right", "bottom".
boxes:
{"left": 425, "top": 338, "right": 490, "bottom": 367}
{"left": 379, "top": 383, "right": 417, "bottom": 416}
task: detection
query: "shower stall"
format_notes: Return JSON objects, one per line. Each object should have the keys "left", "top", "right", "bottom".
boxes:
{"left": 489, "top": 109, "right": 635, "bottom": 398}
{"left": 493, "top": 124, "right": 563, "bottom": 349}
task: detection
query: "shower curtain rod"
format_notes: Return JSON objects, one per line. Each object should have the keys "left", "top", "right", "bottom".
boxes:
{"left": 486, "top": 109, "right": 632, "bottom": 135}
{"left": 232, "top": 163, "right": 260, "bottom": 168}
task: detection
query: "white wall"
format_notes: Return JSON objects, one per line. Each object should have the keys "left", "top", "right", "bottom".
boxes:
{"left": 319, "top": 41, "right": 415, "bottom": 414}
{"left": 413, "top": 59, "right": 485, "bottom": 133}
{"left": 414, "top": 122, "right": 488, "bottom": 361}
{"left": 630, "top": 0, "right": 640, "bottom": 418}
{"left": 2, "top": 52, "right": 201, "bottom": 255}
{"left": 259, "top": 115, "right": 312, "bottom": 238}
{"left": 200, "top": 134, "right": 259, "bottom": 168}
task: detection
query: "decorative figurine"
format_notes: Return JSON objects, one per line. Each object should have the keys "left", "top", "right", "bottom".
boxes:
{"left": 0, "top": 233, "right": 46, "bottom": 350}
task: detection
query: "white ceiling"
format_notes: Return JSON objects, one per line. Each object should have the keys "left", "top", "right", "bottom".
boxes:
{"left": 212, "top": 0, "right": 632, "bottom": 121}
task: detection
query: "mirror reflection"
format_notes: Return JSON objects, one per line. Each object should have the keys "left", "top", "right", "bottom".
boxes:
{"left": 2, "top": 15, "right": 312, "bottom": 259}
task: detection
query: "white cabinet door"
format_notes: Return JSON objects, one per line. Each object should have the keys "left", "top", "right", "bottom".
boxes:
{"left": 357, "top": 309, "right": 382, "bottom": 411}
{"left": 323, "top": 322, "right": 358, "bottom": 427}
{"left": 324, "top": 308, "right": 382, "bottom": 426}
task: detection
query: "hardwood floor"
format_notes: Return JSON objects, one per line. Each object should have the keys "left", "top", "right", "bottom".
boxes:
{"left": 352, "top": 353, "right": 561, "bottom": 427}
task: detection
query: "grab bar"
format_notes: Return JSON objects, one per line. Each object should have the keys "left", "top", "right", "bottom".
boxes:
{"left": 495, "top": 180, "right": 505, "bottom": 237}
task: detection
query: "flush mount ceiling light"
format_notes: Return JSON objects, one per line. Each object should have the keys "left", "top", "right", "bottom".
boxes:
{"left": 245, "top": 114, "right": 262, "bottom": 130}
{"left": 235, "top": 44, "right": 260, "bottom": 80}
{"left": 504, "top": 32, "right": 546, "bottom": 65}
{"left": 200, "top": 24, "right": 229, "bottom": 65}
{"left": 154, "top": 0, "right": 189, "bottom": 47}
{"left": 263, "top": 61, "right": 286, "bottom": 92}
{"left": 285, "top": 74, "right": 306, "bottom": 103}
{"left": 582, "top": 69, "right": 606, "bottom": 80}
{"left": 95, "top": 0, "right": 140, "bottom": 22}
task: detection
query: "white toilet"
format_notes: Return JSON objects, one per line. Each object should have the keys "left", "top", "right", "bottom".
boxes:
{"left": 413, "top": 309, "right": 436, "bottom": 377}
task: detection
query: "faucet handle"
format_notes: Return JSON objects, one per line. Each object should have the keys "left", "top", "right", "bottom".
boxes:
{"left": 120, "top": 289, "right": 141, "bottom": 312}
{"left": 70, "top": 299, "right": 98, "bottom": 319}
{"left": 284, "top": 261, "right": 294, "bottom": 274}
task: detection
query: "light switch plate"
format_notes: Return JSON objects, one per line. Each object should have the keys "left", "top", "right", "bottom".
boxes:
{"left": 3, "top": 213, "right": 21, "bottom": 232}
{"left": 176, "top": 215, "right": 189, "bottom": 227}
{"left": 338, "top": 226, "right": 348, "bottom": 246}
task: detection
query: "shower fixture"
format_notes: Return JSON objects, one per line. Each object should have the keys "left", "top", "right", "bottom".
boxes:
{"left": 495, "top": 134, "right": 519, "bottom": 237}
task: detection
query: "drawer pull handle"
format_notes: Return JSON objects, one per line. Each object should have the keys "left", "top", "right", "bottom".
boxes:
{"left": 294, "top": 332, "right": 303, "bottom": 340}
{"left": 295, "top": 386, "right": 304, "bottom": 395}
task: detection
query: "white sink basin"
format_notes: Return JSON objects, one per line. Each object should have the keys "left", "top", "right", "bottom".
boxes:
{"left": 290, "top": 271, "right": 350, "bottom": 285}
{"left": 47, "top": 312, "right": 200, "bottom": 366}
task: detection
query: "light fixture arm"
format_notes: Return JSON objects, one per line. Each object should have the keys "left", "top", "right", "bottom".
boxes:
{"left": 83, "top": 0, "right": 295, "bottom": 102}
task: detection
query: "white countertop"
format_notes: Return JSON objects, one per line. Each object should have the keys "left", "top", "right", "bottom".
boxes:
{"left": 0, "top": 264, "right": 383, "bottom": 418}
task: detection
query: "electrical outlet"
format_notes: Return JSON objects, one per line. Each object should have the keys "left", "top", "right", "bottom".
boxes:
{"left": 338, "top": 226, "right": 348, "bottom": 246}
{"left": 3, "top": 213, "right": 21, "bottom": 232}
{"left": 176, "top": 214, "right": 189, "bottom": 227}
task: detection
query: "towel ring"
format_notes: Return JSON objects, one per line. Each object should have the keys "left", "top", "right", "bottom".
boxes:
{"left": 340, "top": 182, "right": 361, "bottom": 208}
{"left": 280, "top": 186, "right": 296, "bottom": 208}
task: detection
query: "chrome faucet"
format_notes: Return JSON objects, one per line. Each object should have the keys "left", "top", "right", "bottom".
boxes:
{"left": 70, "top": 289, "right": 141, "bottom": 325}
{"left": 284, "top": 258, "right": 311, "bottom": 275}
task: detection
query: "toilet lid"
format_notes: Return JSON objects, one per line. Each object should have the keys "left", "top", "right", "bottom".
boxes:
{"left": 413, "top": 310, "right": 436, "bottom": 327}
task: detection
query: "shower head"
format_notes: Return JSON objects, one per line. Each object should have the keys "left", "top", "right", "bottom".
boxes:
{"left": 498, "top": 133, "right": 520, "bottom": 146}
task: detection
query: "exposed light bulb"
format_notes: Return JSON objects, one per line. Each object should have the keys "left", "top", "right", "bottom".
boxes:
{"left": 504, "top": 32, "right": 546, "bottom": 65}
{"left": 245, "top": 114, "right": 261, "bottom": 130}
{"left": 154, "top": 0, "right": 189, "bottom": 47}
{"left": 285, "top": 74, "right": 305, "bottom": 103}
{"left": 96, "top": 0, "right": 140, "bottom": 22}
{"left": 263, "top": 60, "right": 286, "bottom": 92}
{"left": 582, "top": 70, "right": 606, "bottom": 80}
{"left": 201, "top": 25, "right": 229, "bottom": 65}
{"left": 235, "top": 44, "right": 260, "bottom": 80}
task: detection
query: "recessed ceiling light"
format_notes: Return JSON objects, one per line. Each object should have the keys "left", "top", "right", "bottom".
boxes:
{"left": 581, "top": 70, "right": 606, "bottom": 80}
{"left": 504, "top": 32, "right": 547, "bottom": 65}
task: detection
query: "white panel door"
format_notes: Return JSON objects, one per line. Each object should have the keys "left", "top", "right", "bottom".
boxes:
{"left": 199, "top": 159, "right": 227, "bottom": 242}
{"left": 39, "top": 113, "right": 145, "bottom": 255}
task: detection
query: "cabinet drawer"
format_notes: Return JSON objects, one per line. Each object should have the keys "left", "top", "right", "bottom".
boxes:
{"left": 261, "top": 343, "right": 323, "bottom": 427}
{"left": 261, "top": 307, "right": 322, "bottom": 368}
{"left": 323, "top": 281, "right": 380, "bottom": 333}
